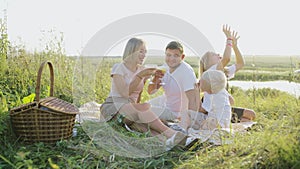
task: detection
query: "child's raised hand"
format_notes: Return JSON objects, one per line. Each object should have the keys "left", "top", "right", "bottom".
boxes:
{"left": 223, "top": 24, "right": 232, "bottom": 39}
{"left": 232, "top": 30, "right": 240, "bottom": 47}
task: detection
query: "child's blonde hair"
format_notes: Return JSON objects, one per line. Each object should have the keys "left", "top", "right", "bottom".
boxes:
{"left": 201, "top": 70, "right": 227, "bottom": 93}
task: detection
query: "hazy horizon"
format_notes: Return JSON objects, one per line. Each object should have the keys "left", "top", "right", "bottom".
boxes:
{"left": 1, "top": 0, "right": 300, "bottom": 56}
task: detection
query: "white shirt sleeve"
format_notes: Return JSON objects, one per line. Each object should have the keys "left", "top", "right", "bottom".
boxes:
{"left": 225, "top": 64, "right": 236, "bottom": 80}
{"left": 202, "top": 92, "right": 211, "bottom": 112}
{"left": 183, "top": 73, "right": 197, "bottom": 92}
{"left": 181, "top": 62, "right": 197, "bottom": 92}
{"left": 111, "top": 63, "right": 125, "bottom": 76}
{"left": 207, "top": 89, "right": 231, "bottom": 128}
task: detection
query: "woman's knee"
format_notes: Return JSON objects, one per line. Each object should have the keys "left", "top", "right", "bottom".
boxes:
{"left": 121, "top": 103, "right": 151, "bottom": 120}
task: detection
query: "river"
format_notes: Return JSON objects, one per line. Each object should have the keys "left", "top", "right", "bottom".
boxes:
{"left": 228, "top": 80, "right": 300, "bottom": 98}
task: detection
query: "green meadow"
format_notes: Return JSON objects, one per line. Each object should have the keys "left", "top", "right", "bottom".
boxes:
{"left": 1, "top": 19, "right": 300, "bottom": 168}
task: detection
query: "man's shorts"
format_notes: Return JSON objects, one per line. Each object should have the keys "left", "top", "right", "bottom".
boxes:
{"left": 231, "top": 107, "right": 244, "bottom": 123}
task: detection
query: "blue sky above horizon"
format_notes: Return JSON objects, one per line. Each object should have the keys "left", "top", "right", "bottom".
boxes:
{"left": 1, "top": 0, "right": 300, "bottom": 56}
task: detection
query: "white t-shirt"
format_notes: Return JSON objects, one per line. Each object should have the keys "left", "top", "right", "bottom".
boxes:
{"left": 202, "top": 63, "right": 236, "bottom": 110}
{"left": 162, "top": 61, "right": 197, "bottom": 113}
{"left": 205, "top": 89, "right": 231, "bottom": 128}
{"left": 109, "top": 62, "right": 144, "bottom": 103}
{"left": 202, "top": 63, "right": 235, "bottom": 128}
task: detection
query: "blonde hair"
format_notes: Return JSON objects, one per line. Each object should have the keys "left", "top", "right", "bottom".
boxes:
{"left": 122, "top": 37, "right": 145, "bottom": 61}
{"left": 200, "top": 51, "right": 220, "bottom": 73}
{"left": 201, "top": 70, "right": 227, "bottom": 93}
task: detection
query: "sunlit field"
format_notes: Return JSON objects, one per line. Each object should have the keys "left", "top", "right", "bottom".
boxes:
{"left": 1, "top": 53, "right": 299, "bottom": 168}
{"left": 0, "top": 19, "right": 300, "bottom": 168}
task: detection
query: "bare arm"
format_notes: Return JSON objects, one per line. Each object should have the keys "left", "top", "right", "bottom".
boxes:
{"left": 128, "top": 74, "right": 145, "bottom": 95}
{"left": 185, "top": 87, "right": 200, "bottom": 112}
{"left": 199, "top": 60, "right": 204, "bottom": 77}
{"left": 221, "top": 24, "right": 232, "bottom": 69}
{"left": 113, "top": 74, "right": 145, "bottom": 98}
{"left": 232, "top": 31, "right": 245, "bottom": 71}
{"left": 113, "top": 74, "right": 131, "bottom": 98}
{"left": 114, "top": 68, "right": 155, "bottom": 98}
{"left": 130, "top": 68, "right": 156, "bottom": 95}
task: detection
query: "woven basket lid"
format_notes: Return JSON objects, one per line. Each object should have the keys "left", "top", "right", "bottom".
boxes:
{"left": 39, "top": 97, "right": 79, "bottom": 114}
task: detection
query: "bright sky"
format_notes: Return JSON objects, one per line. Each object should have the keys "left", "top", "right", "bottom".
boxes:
{"left": 1, "top": 0, "right": 300, "bottom": 56}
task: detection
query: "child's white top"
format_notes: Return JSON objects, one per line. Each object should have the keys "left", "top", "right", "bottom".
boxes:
{"left": 205, "top": 88, "right": 231, "bottom": 128}
{"left": 202, "top": 63, "right": 236, "bottom": 110}
{"left": 201, "top": 63, "right": 235, "bottom": 128}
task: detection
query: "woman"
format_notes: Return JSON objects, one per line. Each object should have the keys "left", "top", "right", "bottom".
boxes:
{"left": 100, "top": 37, "right": 186, "bottom": 149}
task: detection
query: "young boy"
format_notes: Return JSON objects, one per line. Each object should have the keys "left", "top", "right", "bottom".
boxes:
{"left": 191, "top": 70, "right": 231, "bottom": 130}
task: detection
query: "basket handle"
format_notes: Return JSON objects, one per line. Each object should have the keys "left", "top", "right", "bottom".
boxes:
{"left": 35, "top": 61, "right": 54, "bottom": 102}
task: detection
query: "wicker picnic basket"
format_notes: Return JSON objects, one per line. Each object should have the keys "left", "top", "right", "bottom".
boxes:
{"left": 10, "top": 61, "right": 79, "bottom": 143}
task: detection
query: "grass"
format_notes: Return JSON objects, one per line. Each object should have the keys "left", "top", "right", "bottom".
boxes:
{"left": 1, "top": 86, "right": 299, "bottom": 168}
{"left": 0, "top": 36, "right": 300, "bottom": 168}
{"left": 178, "top": 88, "right": 300, "bottom": 168}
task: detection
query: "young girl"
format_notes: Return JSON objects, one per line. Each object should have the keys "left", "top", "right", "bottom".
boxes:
{"left": 199, "top": 25, "right": 256, "bottom": 122}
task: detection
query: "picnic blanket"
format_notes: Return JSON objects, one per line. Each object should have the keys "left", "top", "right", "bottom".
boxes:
{"left": 183, "top": 121, "right": 256, "bottom": 146}
{"left": 78, "top": 101, "right": 166, "bottom": 158}
{"left": 77, "top": 101, "right": 256, "bottom": 156}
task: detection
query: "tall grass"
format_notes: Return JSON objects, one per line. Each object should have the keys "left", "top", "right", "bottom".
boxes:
{"left": 178, "top": 88, "right": 300, "bottom": 169}
{"left": 0, "top": 11, "right": 8, "bottom": 74}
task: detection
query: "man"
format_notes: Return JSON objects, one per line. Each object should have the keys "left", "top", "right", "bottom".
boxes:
{"left": 147, "top": 41, "right": 199, "bottom": 131}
